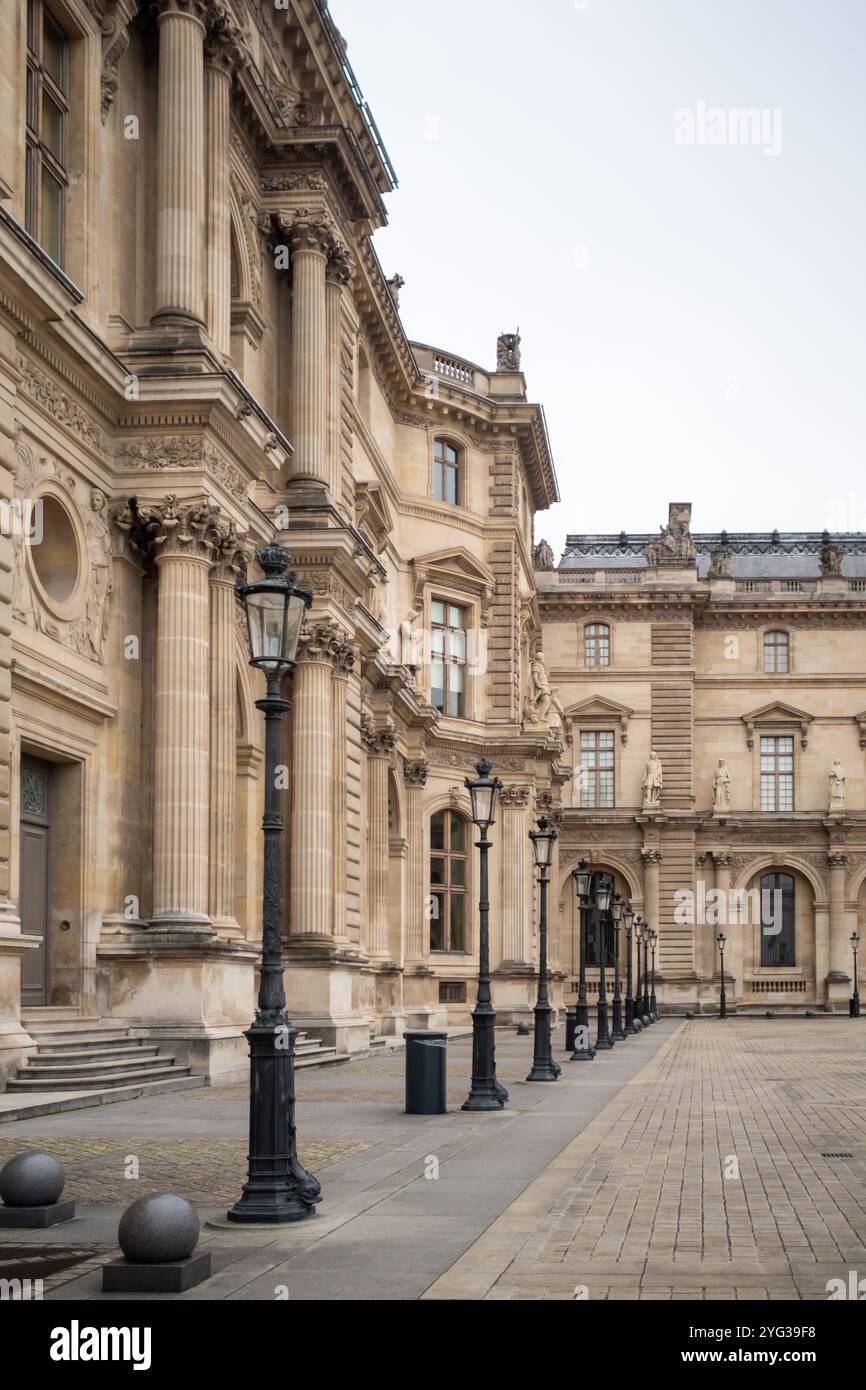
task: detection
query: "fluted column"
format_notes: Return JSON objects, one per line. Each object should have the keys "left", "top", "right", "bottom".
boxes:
{"left": 642, "top": 848, "right": 662, "bottom": 929}
{"left": 404, "top": 760, "right": 428, "bottom": 960}
{"left": 289, "top": 622, "right": 340, "bottom": 942}
{"left": 828, "top": 852, "right": 849, "bottom": 978}
{"left": 325, "top": 247, "right": 351, "bottom": 499}
{"left": 363, "top": 714, "right": 395, "bottom": 959}
{"left": 501, "top": 786, "right": 531, "bottom": 963}
{"left": 204, "top": 32, "right": 236, "bottom": 353}
{"left": 138, "top": 496, "right": 222, "bottom": 930}
{"left": 153, "top": 1, "right": 206, "bottom": 325}
{"left": 331, "top": 638, "right": 357, "bottom": 945}
{"left": 713, "top": 852, "right": 737, "bottom": 999}
{"left": 208, "top": 533, "right": 248, "bottom": 933}
{"left": 288, "top": 216, "right": 332, "bottom": 485}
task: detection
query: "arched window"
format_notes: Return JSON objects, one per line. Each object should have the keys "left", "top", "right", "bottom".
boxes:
{"left": 434, "top": 439, "right": 461, "bottom": 506}
{"left": 760, "top": 872, "right": 795, "bottom": 966}
{"left": 763, "top": 630, "right": 789, "bottom": 673}
{"left": 429, "top": 810, "right": 467, "bottom": 952}
{"left": 25, "top": 0, "right": 69, "bottom": 265}
{"left": 584, "top": 622, "right": 611, "bottom": 668}
{"left": 583, "top": 871, "right": 615, "bottom": 968}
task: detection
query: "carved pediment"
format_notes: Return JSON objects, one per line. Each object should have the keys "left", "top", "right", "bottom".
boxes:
{"left": 411, "top": 547, "right": 495, "bottom": 592}
{"left": 355, "top": 481, "right": 393, "bottom": 555}
{"left": 742, "top": 701, "right": 814, "bottom": 750}
{"left": 565, "top": 695, "right": 634, "bottom": 745}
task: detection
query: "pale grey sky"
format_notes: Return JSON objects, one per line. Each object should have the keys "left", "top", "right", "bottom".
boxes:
{"left": 330, "top": 0, "right": 866, "bottom": 556}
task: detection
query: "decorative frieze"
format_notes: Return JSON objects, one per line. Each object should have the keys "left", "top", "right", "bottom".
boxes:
{"left": 16, "top": 355, "right": 104, "bottom": 452}
{"left": 115, "top": 436, "right": 248, "bottom": 502}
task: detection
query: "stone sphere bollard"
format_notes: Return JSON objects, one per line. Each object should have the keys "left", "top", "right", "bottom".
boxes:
{"left": 118, "top": 1193, "right": 200, "bottom": 1264}
{"left": 516, "top": 1021, "right": 530, "bottom": 1036}
{"left": 0, "top": 1151, "right": 65, "bottom": 1207}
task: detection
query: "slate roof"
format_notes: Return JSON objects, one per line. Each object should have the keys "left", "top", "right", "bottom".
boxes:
{"left": 559, "top": 533, "right": 866, "bottom": 579}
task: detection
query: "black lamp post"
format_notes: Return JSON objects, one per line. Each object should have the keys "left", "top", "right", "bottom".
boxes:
{"left": 633, "top": 915, "right": 644, "bottom": 1031}
{"left": 463, "top": 760, "right": 508, "bottom": 1110}
{"left": 228, "top": 546, "right": 318, "bottom": 1224}
{"left": 610, "top": 894, "right": 626, "bottom": 1041}
{"left": 850, "top": 933, "right": 861, "bottom": 1019}
{"left": 641, "top": 922, "right": 651, "bottom": 1025}
{"left": 717, "top": 933, "right": 727, "bottom": 1020}
{"left": 570, "top": 860, "right": 595, "bottom": 1061}
{"left": 527, "top": 818, "right": 560, "bottom": 1082}
{"left": 594, "top": 877, "right": 614, "bottom": 1050}
{"left": 649, "top": 928, "right": 659, "bottom": 1022}
{"left": 623, "top": 903, "right": 638, "bottom": 1033}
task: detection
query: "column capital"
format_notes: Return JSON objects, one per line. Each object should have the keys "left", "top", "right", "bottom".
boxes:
{"left": 712, "top": 851, "right": 733, "bottom": 868}
{"left": 403, "top": 758, "right": 429, "bottom": 788}
{"left": 362, "top": 711, "right": 397, "bottom": 760}
{"left": 828, "top": 851, "right": 849, "bottom": 869}
{"left": 203, "top": 14, "right": 247, "bottom": 74}
{"left": 210, "top": 522, "right": 251, "bottom": 583}
{"left": 134, "top": 493, "right": 228, "bottom": 563}
{"left": 153, "top": 0, "right": 209, "bottom": 29}
{"left": 642, "top": 848, "right": 663, "bottom": 866}
{"left": 500, "top": 784, "right": 531, "bottom": 807}
{"left": 298, "top": 619, "right": 354, "bottom": 669}
{"left": 277, "top": 209, "right": 336, "bottom": 258}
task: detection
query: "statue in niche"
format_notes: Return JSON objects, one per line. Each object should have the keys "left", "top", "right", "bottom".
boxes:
{"left": 828, "top": 759, "right": 846, "bottom": 813}
{"left": 713, "top": 759, "right": 732, "bottom": 814}
{"left": 85, "top": 487, "right": 113, "bottom": 660}
{"left": 642, "top": 750, "right": 663, "bottom": 809}
{"left": 496, "top": 331, "right": 521, "bottom": 372}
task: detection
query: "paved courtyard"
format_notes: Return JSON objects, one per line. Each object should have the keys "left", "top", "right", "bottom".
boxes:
{"left": 2, "top": 1018, "right": 865, "bottom": 1300}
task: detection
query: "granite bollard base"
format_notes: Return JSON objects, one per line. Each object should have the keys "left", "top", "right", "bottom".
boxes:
{"left": 0, "top": 1200, "right": 76, "bottom": 1228}
{"left": 102, "top": 1253, "right": 212, "bottom": 1293}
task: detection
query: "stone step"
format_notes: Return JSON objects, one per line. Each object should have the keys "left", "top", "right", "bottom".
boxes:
{"left": 19, "top": 1052, "right": 166, "bottom": 1078}
{"left": 33, "top": 1040, "right": 155, "bottom": 1059}
{"left": 23, "top": 1029, "right": 135, "bottom": 1048}
{"left": 0, "top": 1074, "right": 206, "bottom": 1124}
{"left": 7, "top": 1062, "right": 193, "bottom": 1092}
{"left": 294, "top": 1046, "right": 349, "bottom": 1069}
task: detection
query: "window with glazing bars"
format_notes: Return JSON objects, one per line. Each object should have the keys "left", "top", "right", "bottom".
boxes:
{"left": 431, "top": 600, "right": 466, "bottom": 717}
{"left": 580, "top": 730, "right": 615, "bottom": 808}
{"left": 760, "top": 735, "right": 794, "bottom": 811}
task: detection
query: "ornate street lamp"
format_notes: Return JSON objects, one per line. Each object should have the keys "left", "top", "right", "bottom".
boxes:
{"left": 850, "top": 932, "right": 861, "bottom": 1019}
{"left": 527, "top": 818, "right": 560, "bottom": 1082}
{"left": 594, "top": 876, "right": 614, "bottom": 1050}
{"left": 570, "top": 860, "right": 595, "bottom": 1061}
{"left": 463, "top": 759, "right": 508, "bottom": 1110}
{"left": 228, "top": 546, "right": 318, "bottom": 1224}
{"left": 641, "top": 920, "right": 651, "bottom": 1025}
{"left": 649, "top": 927, "right": 659, "bottom": 1022}
{"left": 633, "top": 916, "right": 644, "bottom": 1031}
{"left": 623, "top": 902, "right": 639, "bottom": 1033}
{"left": 717, "top": 932, "right": 727, "bottom": 1020}
{"left": 610, "top": 894, "right": 626, "bottom": 1041}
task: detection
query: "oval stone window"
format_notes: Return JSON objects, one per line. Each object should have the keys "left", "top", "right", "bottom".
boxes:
{"left": 31, "top": 495, "right": 79, "bottom": 605}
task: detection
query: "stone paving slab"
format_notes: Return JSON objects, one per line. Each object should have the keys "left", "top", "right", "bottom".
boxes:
{"left": 423, "top": 1018, "right": 866, "bottom": 1301}
{"left": 0, "top": 1023, "right": 678, "bottom": 1300}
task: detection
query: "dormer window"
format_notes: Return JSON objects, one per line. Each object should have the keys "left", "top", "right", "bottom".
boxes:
{"left": 763, "top": 630, "right": 789, "bottom": 673}
{"left": 434, "top": 440, "right": 461, "bottom": 506}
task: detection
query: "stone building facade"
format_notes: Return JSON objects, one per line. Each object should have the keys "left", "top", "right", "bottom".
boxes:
{"left": 539, "top": 505, "right": 866, "bottom": 1015}
{"left": 0, "top": 0, "right": 564, "bottom": 1087}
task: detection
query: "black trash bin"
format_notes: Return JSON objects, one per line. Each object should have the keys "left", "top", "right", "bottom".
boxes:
{"left": 564, "top": 1007, "right": 577, "bottom": 1054}
{"left": 404, "top": 1031, "right": 447, "bottom": 1115}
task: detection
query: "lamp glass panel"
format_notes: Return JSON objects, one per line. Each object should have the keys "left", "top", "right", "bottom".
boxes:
{"left": 246, "top": 591, "right": 286, "bottom": 666}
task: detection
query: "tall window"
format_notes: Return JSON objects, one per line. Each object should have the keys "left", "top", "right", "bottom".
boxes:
{"left": 760, "top": 872, "right": 795, "bottom": 966}
{"left": 434, "top": 440, "right": 461, "bottom": 506}
{"left": 579, "top": 731, "right": 615, "bottom": 809}
{"left": 584, "top": 623, "right": 611, "bottom": 667}
{"left": 761, "top": 735, "right": 794, "bottom": 811}
{"left": 430, "top": 811, "right": 467, "bottom": 952}
{"left": 26, "top": 0, "right": 69, "bottom": 265}
{"left": 584, "top": 871, "right": 615, "bottom": 968}
{"left": 431, "top": 600, "right": 466, "bottom": 718}
{"left": 763, "top": 630, "right": 789, "bottom": 673}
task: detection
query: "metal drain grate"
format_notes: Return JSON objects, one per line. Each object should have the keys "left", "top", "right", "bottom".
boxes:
{"left": 821, "top": 1152, "right": 854, "bottom": 1159}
